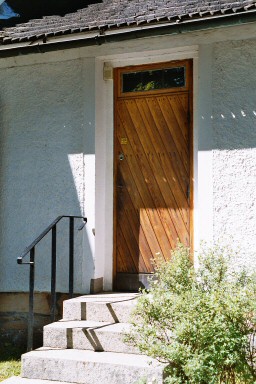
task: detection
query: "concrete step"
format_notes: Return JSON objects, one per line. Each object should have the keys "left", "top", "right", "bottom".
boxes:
{"left": 63, "top": 292, "right": 139, "bottom": 322}
{"left": 43, "top": 320, "right": 139, "bottom": 354}
{"left": 1, "top": 378, "right": 72, "bottom": 384}
{"left": 21, "top": 348, "right": 167, "bottom": 384}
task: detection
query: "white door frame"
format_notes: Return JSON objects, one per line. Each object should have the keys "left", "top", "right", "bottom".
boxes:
{"left": 94, "top": 45, "right": 202, "bottom": 291}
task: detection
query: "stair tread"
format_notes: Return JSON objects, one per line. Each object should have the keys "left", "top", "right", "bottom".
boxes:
{"left": 21, "top": 348, "right": 166, "bottom": 384}
{"left": 65, "top": 292, "right": 139, "bottom": 304}
{"left": 63, "top": 293, "right": 139, "bottom": 322}
{"left": 43, "top": 320, "right": 138, "bottom": 354}
{"left": 23, "top": 348, "right": 162, "bottom": 368}
{"left": 2, "top": 377, "right": 72, "bottom": 384}
{"left": 45, "top": 320, "right": 133, "bottom": 332}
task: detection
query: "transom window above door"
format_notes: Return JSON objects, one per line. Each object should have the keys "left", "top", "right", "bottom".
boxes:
{"left": 117, "top": 60, "right": 191, "bottom": 97}
{"left": 122, "top": 66, "right": 185, "bottom": 93}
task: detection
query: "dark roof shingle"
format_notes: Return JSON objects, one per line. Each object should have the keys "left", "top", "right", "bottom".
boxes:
{"left": 1, "top": 0, "right": 256, "bottom": 44}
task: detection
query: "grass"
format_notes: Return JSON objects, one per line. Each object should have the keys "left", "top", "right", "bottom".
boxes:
{"left": 0, "top": 343, "right": 24, "bottom": 382}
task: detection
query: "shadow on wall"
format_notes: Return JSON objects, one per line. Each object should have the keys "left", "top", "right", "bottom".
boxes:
{"left": 200, "top": 107, "right": 256, "bottom": 151}
{"left": 0, "top": 58, "right": 95, "bottom": 295}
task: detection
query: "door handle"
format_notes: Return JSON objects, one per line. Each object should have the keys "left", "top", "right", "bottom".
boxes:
{"left": 119, "top": 153, "right": 124, "bottom": 161}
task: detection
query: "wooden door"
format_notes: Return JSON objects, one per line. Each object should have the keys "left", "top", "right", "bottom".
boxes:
{"left": 114, "top": 60, "right": 193, "bottom": 291}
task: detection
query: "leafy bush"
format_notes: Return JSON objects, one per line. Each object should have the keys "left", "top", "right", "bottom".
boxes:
{"left": 128, "top": 244, "right": 256, "bottom": 384}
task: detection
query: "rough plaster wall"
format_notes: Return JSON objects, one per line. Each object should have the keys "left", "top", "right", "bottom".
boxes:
{"left": 212, "top": 39, "right": 256, "bottom": 269}
{"left": 0, "top": 57, "right": 95, "bottom": 292}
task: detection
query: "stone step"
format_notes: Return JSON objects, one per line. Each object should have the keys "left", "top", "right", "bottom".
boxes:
{"left": 43, "top": 320, "right": 139, "bottom": 354}
{"left": 63, "top": 292, "right": 139, "bottom": 322}
{"left": 21, "top": 348, "right": 166, "bottom": 384}
{"left": 1, "top": 378, "right": 72, "bottom": 384}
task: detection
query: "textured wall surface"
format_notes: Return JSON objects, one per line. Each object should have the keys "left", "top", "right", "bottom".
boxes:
{"left": 212, "top": 39, "right": 256, "bottom": 269}
{"left": 0, "top": 57, "right": 95, "bottom": 292}
{"left": 1, "top": 25, "right": 256, "bottom": 294}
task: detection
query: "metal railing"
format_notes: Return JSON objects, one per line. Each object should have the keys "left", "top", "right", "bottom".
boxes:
{"left": 17, "top": 215, "right": 87, "bottom": 351}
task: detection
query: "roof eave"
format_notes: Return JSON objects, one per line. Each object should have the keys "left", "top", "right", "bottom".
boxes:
{"left": 0, "top": 10, "right": 256, "bottom": 57}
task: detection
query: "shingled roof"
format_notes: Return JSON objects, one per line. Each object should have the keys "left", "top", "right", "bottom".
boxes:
{"left": 1, "top": 0, "right": 256, "bottom": 45}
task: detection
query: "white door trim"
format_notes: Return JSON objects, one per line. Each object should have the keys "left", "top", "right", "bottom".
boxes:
{"left": 94, "top": 45, "right": 200, "bottom": 291}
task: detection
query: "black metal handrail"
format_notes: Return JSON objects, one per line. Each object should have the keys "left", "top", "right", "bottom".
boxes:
{"left": 17, "top": 215, "right": 87, "bottom": 351}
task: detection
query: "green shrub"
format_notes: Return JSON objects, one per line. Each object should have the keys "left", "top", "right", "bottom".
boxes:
{"left": 128, "top": 244, "right": 256, "bottom": 384}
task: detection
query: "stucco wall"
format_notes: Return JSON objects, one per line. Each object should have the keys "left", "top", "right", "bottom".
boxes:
{"left": 212, "top": 39, "right": 256, "bottom": 269}
{"left": 1, "top": 23, "right": 256, "bottom": 294}
{"left": 0, "top": 57, "right": 95, "bottom": 292}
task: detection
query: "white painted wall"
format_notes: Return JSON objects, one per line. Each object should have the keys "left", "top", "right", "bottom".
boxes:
{"left": 0, "top": 22, "right": 256, "bottom": 293}
{"left": 0, "top": 57, "right": 95, "bottom": 292}
{"left": 212, "top": 38, "right": 256, "bottom": 270}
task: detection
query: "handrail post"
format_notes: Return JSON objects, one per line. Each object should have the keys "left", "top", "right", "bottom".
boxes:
{"left": 69, "top": 217, "right": 74, "bottom": 298}
{"left": 27, "top": 247, "right": 35, "bottom": 351}
{"left": 50, "top": 225, "right": 57, "bottom": 323}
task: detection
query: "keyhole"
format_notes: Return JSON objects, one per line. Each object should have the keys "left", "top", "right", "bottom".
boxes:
{"left": 119, "top": 153, "right": 124, "bottom": 161}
